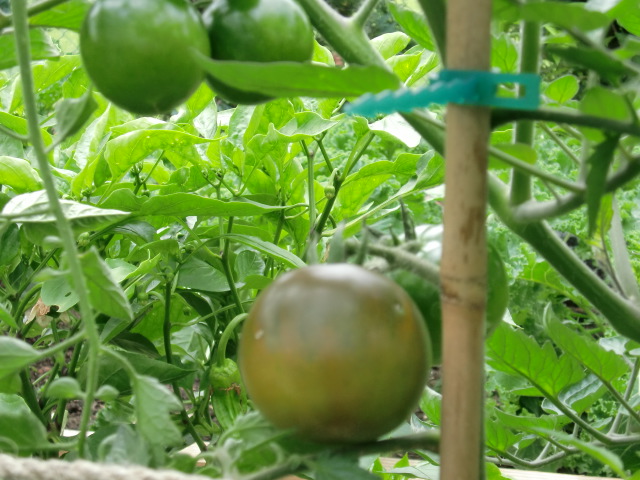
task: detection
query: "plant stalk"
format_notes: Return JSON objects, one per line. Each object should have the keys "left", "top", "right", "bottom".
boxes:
{"left": 10, "top": 0, "right": 99, "bottom": 457}
{"left": 511, "top": 4, "right": 541, "bottom": 205}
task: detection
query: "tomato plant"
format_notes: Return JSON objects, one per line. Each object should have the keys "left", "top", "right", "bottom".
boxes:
{"left": 239, "top": 263, "right": 431, "bottom": 443}
{"left": 80, "top": 0, "right": 210, "bottom": 114}
{"left": 202, "top": 0, "right": 314, "bottom": 104}
{"left": 2, "top": 0, "right": 640, "bottom": 478}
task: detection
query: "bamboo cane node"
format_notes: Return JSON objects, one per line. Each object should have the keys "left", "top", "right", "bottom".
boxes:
{"left": 439, "top": 273, "right": 487, "bottom": 310}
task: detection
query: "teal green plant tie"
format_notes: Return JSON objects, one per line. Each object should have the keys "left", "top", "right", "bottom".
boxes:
{"left": 345, "top": 70, "right": 540, "bottom": 116}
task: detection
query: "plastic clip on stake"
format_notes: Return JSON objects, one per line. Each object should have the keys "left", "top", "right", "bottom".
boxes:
{"left": 345, "top": 70, "right": 541, "bottom": 117}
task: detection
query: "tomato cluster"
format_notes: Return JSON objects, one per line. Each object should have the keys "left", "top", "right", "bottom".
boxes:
{"left": 79, "top": 0, "right": 315, "bottom": 114}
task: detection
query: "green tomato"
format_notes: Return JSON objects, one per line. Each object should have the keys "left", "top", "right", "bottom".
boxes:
{"left": 202, "top": 0, "right": 314, "bottom": 104}
{"left": 210, "top": 358, "right": 241, "bottom": 390}
{"left": 389, "top": 242, "right": 509, "bottom": 365}
{"left": 240, "top": 264, "right": 430, "bottom": 443}
{"left": 80, "top": 0, "right": 210, "bottom": 115}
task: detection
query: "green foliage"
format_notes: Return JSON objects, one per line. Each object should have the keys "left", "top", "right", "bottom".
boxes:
{"left": 0, "top": 0, "right": 640, "bottom": 478}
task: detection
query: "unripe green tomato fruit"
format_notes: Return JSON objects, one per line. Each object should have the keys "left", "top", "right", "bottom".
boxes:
{"left": 210, "top": 358, "right": 241, "bottom": 390}
{"left": 202, "top": 0, "right": 314, "bottom": 104}
{"left": 389, "top": 243, "right": 509, "bottom": 365}
{"left": 80, "top": 0, "right": 210, "bottom": 115}
{"left": 239, "top": 263, "right": 431, "bottom": 443}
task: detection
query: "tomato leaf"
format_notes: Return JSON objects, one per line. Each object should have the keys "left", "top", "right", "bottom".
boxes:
{"left": 543, "top": 374, "right": 606, "bottom": 415}
{"left": 54, "top": 90, "right": 98, "bottom": 143}
{"left": 79, "top": 248, "right": 134, "bottom": 321}
{"left": 1, "top": 190, "right": 128, "bottom": 230}
{"left": 531, "top": 428, "right": 627, "bottom": 478}
{"left": 28, "top": 0, "right": 91, "bottom": 31}
{"left": 585, "top": 135, "right": 619, "bottom": 237}
{"left": 0, "top": 156, "right": 42, "bottom": 193}
{"left": 195, "top": 56, "right": 400, "bottom": 98}
{"left": 518, "top": 2, "right": 610, "bottom": 31}
{"left": 545, "top": 317, "right": 629, "bottom": 383}
{"left": 0, "top": 394, "right": 48, "bottom": 453}
{"left": 0, "top": 29, "right": 59, "bottom": 70}
{"left": 223, "top": 234, "right": 305, "bottom": 269}
{"left": 371, "top": 32, "right": 411, "bottom": 60}
{"left": 485, "top": 419, "right": 524, "bottom": 455}
{"left": 493, "top": 409, "right": 571, "bottom": 436}
{"left": 544, "top": 74, "right": 579, "bottom": 104}
{"left": 0, "top": 303, "right": 17, "bottom": 330}
{"left": 486, "top": 323, "right": 585, "bottom": 397}
{"left": 386, "top": 0, "right": 435, "bottom": 52}
{"left": 0, "top": 338, "right": 39, "bottom": 377}
{"left": 177, "top": 257, "right": 230, "bottom": 293}
{"left": 546, "top": 45, "right": 634, "bottom": 84}
{"left": 132, "top": 375, "right": 183, "bottom": 457}
{"left": 104, "top": 129, "right": 212, "bottom": 178}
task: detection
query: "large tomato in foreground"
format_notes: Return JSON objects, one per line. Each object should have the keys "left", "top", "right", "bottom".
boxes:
{"left": 202, "top": 0, "right": 314, "bottom": 104}
{"left": 239, "top": 264, "right": 431, "bottom": 443}
{"left": 80, "top": 0, "right": 210, "bottom": 115}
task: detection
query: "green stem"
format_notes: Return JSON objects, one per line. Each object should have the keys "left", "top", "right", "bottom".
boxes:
{"left": 402, "top": 112, "right": 640, "bottom": 340}
{"left": 55, "top": 338, "right": 84, "bottom": 428}
{"left": 10, "top": 0, "right": 99, "bottom": 457}
{"left": 409, "top": 112, "right": 581, "bottom": 192}
{"left": 221, "top": 218, "right": 244, "bottom": 313}
{"left": 20, "top": 370, "right": 48, "bottom": 426}
{"left": 492, "top": 108, "right": 640, "bottom": 138}
{"left": 352, "top": 0, "right": 380, "bottom": 28}
{"left": 540, "top": 123, "right": 581, "bottom": 165}
{"left": 510, "top": 8, "right": 541, "bottom": 205}
{"left": 495, "top": 448, "right": 574, "bottom": 469}
{"left": 345, "top": 238, "right": 440, "bottom": 284}
{"left": 0, "top": 124, "right": 28, "bottom": 141}
{"left": 301, "top": 141, "right": 317, "bottom": 233}
{"left": 344, "top": 131, "right": 374, "bottom": 175}
{"left": 602, "top": 378, "right": 640, "bottom": 426}
{"left": 621, "top": 359, "right": 640, "bottom": 434}
{"left": 316, "top": 136, "right": 334, "bottom": 172}
{"left": 313, "top": 174, "right": 342, "bottom": 236}
{"left": 510, "top": 156, "right": 640, "bottom": 222}
{"left": 296, "top": 0, "right": 388, "bottom": 67}
{"left": 489, "top": 174, "right": 640, "bottom": 342}
{"left": 14, "top": 284, "right": 40, "bottom": 333}
{"left": 163, "top": 281, "right": 174, "bottom": 364}
{"left": 492, "top": 144, "right": 583, "bottom": 192}
{"left": 569, "top": 27, "right": 640, "bottom": 77}
{"left": 37, "top": 331, "right": 86, "bottom": 362}
{"left": 214, "top": 313, "right": 248, "bottom": 366}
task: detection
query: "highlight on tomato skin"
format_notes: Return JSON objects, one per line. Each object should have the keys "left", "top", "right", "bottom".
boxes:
{"left": 201, "top": 0, "right": 315, "bottom": 105}
{"left": 238, "top": 263, "right": 431, "bottom": 444}
{"left": 79, "top": 0, "right": 210, "bottom": 115}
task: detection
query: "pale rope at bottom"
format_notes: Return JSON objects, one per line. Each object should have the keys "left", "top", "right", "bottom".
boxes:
{"left": 0, "top": 454, "right": 218, "bottom": 480}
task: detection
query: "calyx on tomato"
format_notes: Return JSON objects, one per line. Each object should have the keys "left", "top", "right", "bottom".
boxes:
{"left": 202, "top": 0, "right": 314, "bottom": 104}
{"left": 239, "top": 263, "right": 431, "bottom": 443}
{"left": 388, "top": 225, "right": 509, "bottom": 366}
{"left": 80, "top": 0, "right": 210, "bottom": 115}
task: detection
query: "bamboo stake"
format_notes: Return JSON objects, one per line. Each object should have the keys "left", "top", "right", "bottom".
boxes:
{"left": 440, "top": 0, "right": 493, "bottom": 479}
